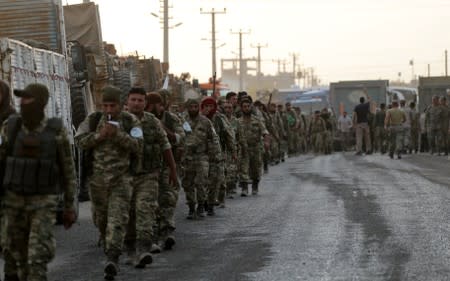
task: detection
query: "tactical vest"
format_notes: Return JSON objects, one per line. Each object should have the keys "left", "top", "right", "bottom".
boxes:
{"left": 139, "top": 113, "right": 162, "bottom": 173}
{"left": 3, "top": 115, "right": 62, "bottom": 195}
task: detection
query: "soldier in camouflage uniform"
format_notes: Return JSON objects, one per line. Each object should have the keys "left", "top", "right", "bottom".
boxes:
{"left": 146, "top": 89, "right": 185, "bottom": 251}
{"left": 309, "top": 110, "right": 327, "bottom": 154}
{"left": 1, "top": 83, "right": 76, "bottom": 281}
{"left": 75, "top": 86, "right": 143, "bottom": 279}
{"left": 283, "top": 102, "right": 299, "bottom": 156}
{"left": 223, "top": 101, "right": 241, "bottom": 198}
{"left": 320, "top": 108, "right": 333, "bottom": 154}
{"left": 440, "top": 96, "right": 449, "bottom": 156}
{"left": 254, "top": 101, "right": 275, "bottom": 173}
{"left": 373, "top": 103, "right": 387, "bottom": 154}
{"left": 182, "top": 99, "right": 221, "bottom": 219}
{"left": 277, "top": 104, "right": 287, "bottom": 161}
{"left": 294, "top": 107, "right": 308, "bottom": 154}
{"left": 268, "top": 103, "right": 284, "bottom": 164}
{"left": 122, "top": 88, "right": 177, "bottom": 268}
{"left": 201, "top": 97, "right": 235, "bottom": 213}
{"left": 409, "top": 102, "right": 420, "bottom": 154}
{"left": 238, "top": 98, "right": 270, "bottom": 196}
{"left": 0, "top": 80, "right": 18, "bottom": 281}
{"left": 425, "top": 96, "right": 443, "bottom": 155}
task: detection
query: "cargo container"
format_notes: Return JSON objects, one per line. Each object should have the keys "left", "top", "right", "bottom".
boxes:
{"left": 0, "top": 37, "right": 73, "bottom": 140}
{"left": 0, "top": 0, "right": 66, "bottom": 54}
{"left": 329, "top": 80, "right": 389, "bottom": 116}
{"left": 418, "top": 76, "right": 450, "bottom": 112}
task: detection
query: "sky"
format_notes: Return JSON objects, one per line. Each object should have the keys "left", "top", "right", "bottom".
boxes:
{"left": 65, "top": 0, "right": 450, "bottom": 86}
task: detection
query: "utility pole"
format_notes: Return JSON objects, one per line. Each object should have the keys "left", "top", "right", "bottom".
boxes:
{"left": 201, "top": 8, "right": 226, "bottom": 78}
{"left": 289, "top": 53, "right": 299, "bottom": 86}
{"left": 251, "top": 43, "right": 268, "bottom": 76}
{"left": 251, "top": 43, "right": 268, "bottom": 90}
{"left": 163, "top": 0, "right": 169, "bottom": 64}
{"left": 445, "top": 50, "right": 448, "bottom": 77}
{"left": 231, "top": 29, "right": 251, "bottom": 91}
{"left": 428, "top": 64, "right": 430, "bottom": 77}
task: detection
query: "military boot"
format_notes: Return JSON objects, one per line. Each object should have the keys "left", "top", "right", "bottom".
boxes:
{"left": 134, "top": 240, "right": 153, "bottom": 269}
{"left": 196, "top": 204, "right": 205, "bottom": 218}
{"left": 123, "top": 240, "right": 136, "bottom": 265}
{"left": 207, "top": 203, "right": 215, "bottom": 216}
{"left": 186, "top": 204, "right": 196, "bottom": 220}
{"left": 163, "top": 227, "right": 176, "bottom": 250}
{"left": 240, "top": 182, "right": 248, "bottom": 197}
{"left": 252, "top": 180, "right": 259, "bottom": 195}
{"left": 104, "top": 251, "right": 120, "bottom": 280}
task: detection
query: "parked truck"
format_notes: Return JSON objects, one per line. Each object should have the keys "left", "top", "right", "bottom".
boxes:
{"left": 417, "top": 76, "right": 450, "bottom": 113}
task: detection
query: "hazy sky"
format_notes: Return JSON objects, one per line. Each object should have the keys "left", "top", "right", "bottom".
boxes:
{"left": 66, "top": 0, "right": 450, "bottom": 86}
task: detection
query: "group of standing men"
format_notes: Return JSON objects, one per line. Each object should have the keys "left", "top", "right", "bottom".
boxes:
{"left": 341, "top": 91, "right": 450, "bottom": 159}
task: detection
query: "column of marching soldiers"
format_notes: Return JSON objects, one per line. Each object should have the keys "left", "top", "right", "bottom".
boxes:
{"left": 0, "top": 79, "right": 449, "bottom": 281}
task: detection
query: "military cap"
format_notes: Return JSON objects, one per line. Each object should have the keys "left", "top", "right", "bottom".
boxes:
{"left": 14, "top": 83, "right": 49, "bottom": 108}
{"left": 102, "top": 86, "right": 122, "bottom": 103}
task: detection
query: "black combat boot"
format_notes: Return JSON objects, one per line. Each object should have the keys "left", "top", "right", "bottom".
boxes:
{"left": 104, "top": 251, "right": 120, "bottom": 280}
{"left": 134, "top": 240, "right": 153, "bottom": 269}
{"left": 240, "top": 182, "right": 248, "bottom": 197}
{"left": 163, "top": 227, "right": 176, "bottom": 250}
{"left": 252, "top": 180, "right": 259, "bottom": 195}
{"left": 207, "top": 203, "right": 215, "bottom": 216}
{"left": 123, "top": 240, "right": 136, "bottom": 265}
{"left": 263, "top": 161, "right": 269, "bottom": 174}
{"left": 186, "top": 204, "right": 196, "bottom": 220}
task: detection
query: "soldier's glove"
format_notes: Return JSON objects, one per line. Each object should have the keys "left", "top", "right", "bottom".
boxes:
{"left": 63, "top": 209, "right": 76, "bottom": 230}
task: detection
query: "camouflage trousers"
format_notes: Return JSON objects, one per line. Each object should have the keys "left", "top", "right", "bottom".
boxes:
{"left": 279, "top": 139, "right": 288, "bottom": 160}
{"left": 225, "top": 151, "right": 238, "bottom": 184}
{"left": 389, "top": 125, "right": 404, "bottom": 155}
{"left": 311, "top": 132, "right": 324, "bottom": 153}
{"left": 287, "top": 132, "right": 299, "bottom": 155}
{"left": 247, "top": 146, "right": 263, "bottom": 182}
{"left": 297, "top": 133, "right": 307, "bottom": 153}
{"left": 1, "top": 191, "right": 58, "bottom": 281}
{"left": 125, "top": 172, "right": 159, "bottom": 250}
{"left": 374, "top": 127, "right": 387, "bottom": 153}
{"left": 89, "top": 173, "right": 133, "bottom": 255}
{"left": 157, "top": 166, "right": 180, "bottom": 236}
{"left": 270, "top": 138, "right": 280, "bottom": 162}
{"left": 182, "top": 157, "right": 209, "bottom": 206}
{"left": 0, "top": 203, "right": 18, "bottom": 278}
{"left": 402, "top": 126, "right": 411, "bottom": 149}
{"left": 427, "top": 129, "right": 442, "bottom": 154}
{"left": 410, "top": 127, "right": 420, "bottom": 152}
{"left": 208, "top": 161, "right": 225, "bottom": 205}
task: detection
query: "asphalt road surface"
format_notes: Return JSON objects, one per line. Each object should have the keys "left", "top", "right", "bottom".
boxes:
{"left": 2, "top": 152, "right": 449, "bottom": 281}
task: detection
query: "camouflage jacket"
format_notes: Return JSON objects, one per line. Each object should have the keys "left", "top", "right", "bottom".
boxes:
{"left": 210, "top": 112, "right": 236, "bottom": 157}
{"left": 309, "top": 117, "right": 327, "bottom": 134}
{"left": 184, "top": 113, "right": 221, "bottom": 162}
{"left": 425, "top": 105, "right": 443, "bottom": 130}
{"left": 135, "top": 111, "right": 171, "bottom": 174}
{"left": 75, "top": 111, "right": 143, "bottom": 176}
{"left": 0, "top": 116, "right": 76, "bottom": 211}
{"left": 238, "top": 114, "right": 269, "bottom": 148}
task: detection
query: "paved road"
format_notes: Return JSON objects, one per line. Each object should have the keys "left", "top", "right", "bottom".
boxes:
{"left": 3, "top": 152, "right": 449, "bottom": 281}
